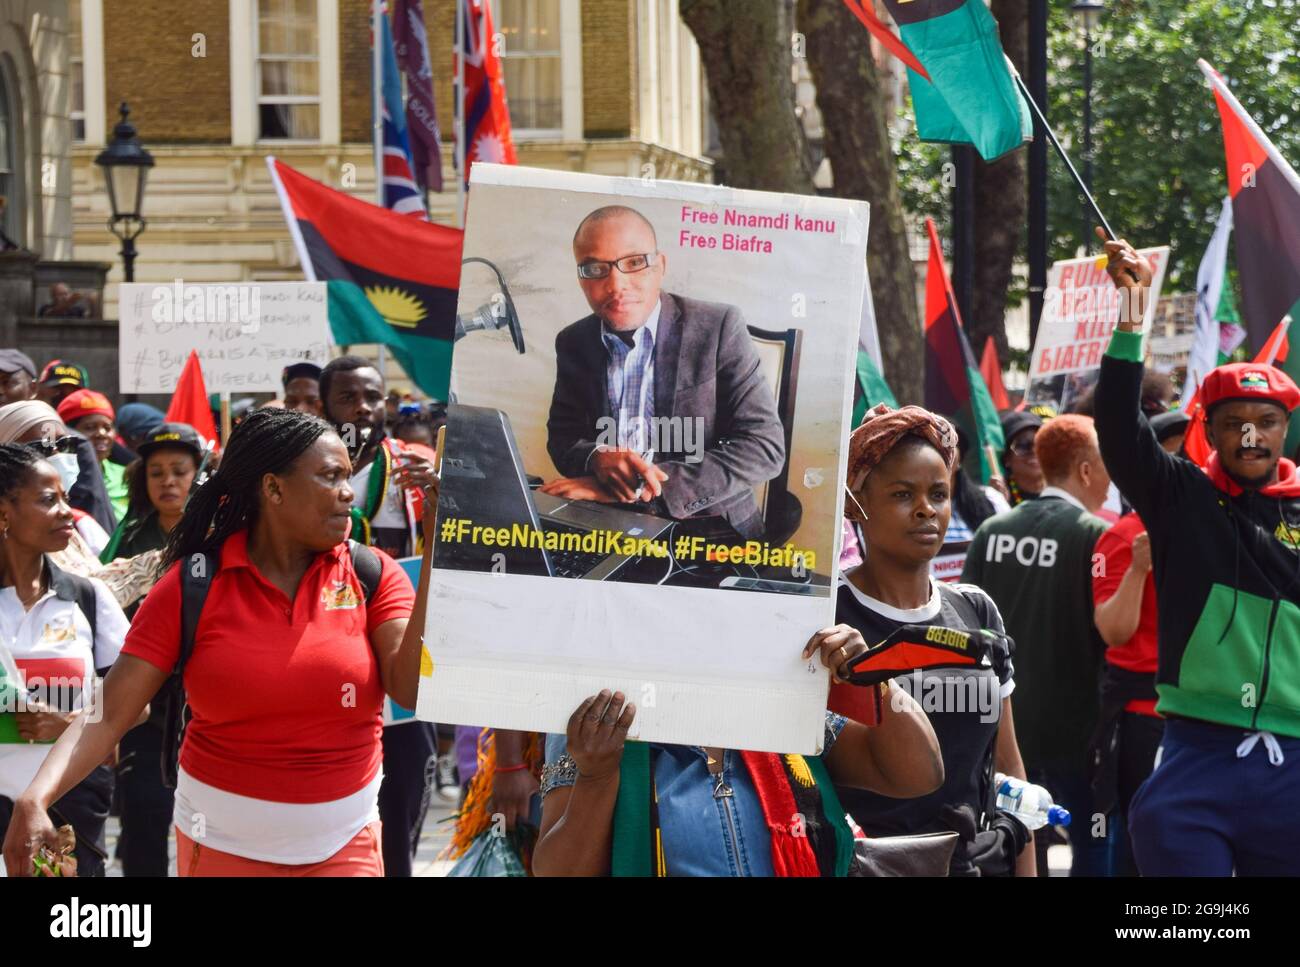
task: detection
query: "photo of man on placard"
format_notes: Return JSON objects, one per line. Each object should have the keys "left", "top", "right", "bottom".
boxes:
{"left": 541, "top": 205, "right": 786, "bottom": 541}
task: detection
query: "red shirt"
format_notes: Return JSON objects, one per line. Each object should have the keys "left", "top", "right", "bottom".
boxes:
{"left": 123, "top": 530, "right": 415, "bottom": 802}
{"left": 1091, "top": 513, "right": 1159, "bottom": 716}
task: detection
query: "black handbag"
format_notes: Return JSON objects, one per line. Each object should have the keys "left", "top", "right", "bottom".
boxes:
{"left": 848, "top": 831, "right": 960, "bottom": 877}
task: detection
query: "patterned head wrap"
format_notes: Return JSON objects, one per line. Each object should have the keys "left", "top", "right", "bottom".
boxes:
{"left": 844, "top": 403, "right": 957, "bottom": 509}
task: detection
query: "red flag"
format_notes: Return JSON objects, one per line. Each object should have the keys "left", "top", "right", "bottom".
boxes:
{"left": 923, "top": 219, "right": 1005, "bottom": 483}
{"left": 979, "top": 337, "right": 1011, "bottom": 410}
{"left": 166, "top": 351, "right": 220, "bottom": 452}
{"left": 457, "top": 0, "right": 517, "bottom": 186}
{"left": 1182, "top": 317, "right": 1291, "bottom": 466}
{"left": 1200, "top": 60, "right": 1300, "bottom": 351}
{"left": 840, "top": 0, "right": 930, "bottom": 79}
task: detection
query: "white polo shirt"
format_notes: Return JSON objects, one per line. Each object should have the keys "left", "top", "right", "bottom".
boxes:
{"left": 0, "top": 561, "right": 128, "bottom": 800}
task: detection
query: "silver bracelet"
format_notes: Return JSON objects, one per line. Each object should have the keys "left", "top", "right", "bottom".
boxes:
{"left": 539, "top": 753, "right": 578, "bottom": 797}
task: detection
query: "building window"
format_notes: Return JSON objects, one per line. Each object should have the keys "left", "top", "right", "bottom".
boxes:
{"left": 256, "top": 0, "right": 321, "bottom": 140}
{"left": 0, "top": 61, "right": 21, "bottom": 246}
{"left": 496, "top": 0, "right": 562, "bottom": 136}
{"left": 69, "top": 0, "right": 85, "bottom": 142}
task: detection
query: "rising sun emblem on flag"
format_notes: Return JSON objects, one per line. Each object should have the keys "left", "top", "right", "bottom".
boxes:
{"left": 364, "top": 286, "right": 426, "bottom": 329}
{"left": 473, "top": 132, "right": 506, "bottom": 164}
{"left": 784, "top": 754, "right": 815, "bottom": 788}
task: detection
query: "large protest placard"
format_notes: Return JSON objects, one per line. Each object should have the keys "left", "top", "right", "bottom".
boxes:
{"left": 1025, "top": 247, "right": 1169, "bottom": 412}
{"left": 417, "top": 165, "right": 868, "bottom": 753}
{"left": 118, "top": 282, "right": 331, "bottom": 393}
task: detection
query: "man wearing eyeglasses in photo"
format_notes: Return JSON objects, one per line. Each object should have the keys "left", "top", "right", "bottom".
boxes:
{"left": 543, "top": 205, "right": 785, "bottom": 541}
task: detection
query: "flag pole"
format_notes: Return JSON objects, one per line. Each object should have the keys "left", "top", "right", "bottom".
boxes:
{"left": 220, "top": 392, "right": 232, "bottom": 446}
{"left": 1011, "top": 71, "right": 1116, "bottom": 242}
{"left": 371, "top": 0, "right": 389, "bottom": 382}
{"left": 455, "top": 0, "right": 466, "bottom": 229}
{"left": 372, "top": 0, "right": 384, "bottom": 209}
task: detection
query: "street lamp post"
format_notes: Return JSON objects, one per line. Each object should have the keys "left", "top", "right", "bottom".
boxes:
{"left": 1072, "top": 0, "right": 1104, "bottom": 253}
{"left": 94, "top": 103, "right": 154, "bottom": 283}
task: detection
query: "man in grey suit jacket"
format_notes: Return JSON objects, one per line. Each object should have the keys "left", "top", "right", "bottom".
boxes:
{"left": 541, "top": 205, "right": 785, "bottom": 540}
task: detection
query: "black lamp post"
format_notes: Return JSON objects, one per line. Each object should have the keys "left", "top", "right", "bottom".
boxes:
{"left": 94, "top": 103, "right": 153, "bottom": 282}
{"left": 1071, "top": 0, "right": 1104, "bottom": 253}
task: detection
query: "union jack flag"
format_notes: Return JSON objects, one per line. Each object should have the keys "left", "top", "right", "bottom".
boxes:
{"left": 374, "top": 2, "right": 425, "bottom": 216}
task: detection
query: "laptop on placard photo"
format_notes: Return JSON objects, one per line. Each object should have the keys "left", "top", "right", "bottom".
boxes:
{"left": 432, "top": 404, "right": 673, "bottom": 581}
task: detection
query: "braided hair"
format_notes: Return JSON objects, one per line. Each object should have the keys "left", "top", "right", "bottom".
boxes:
{"left": 0, "top": 442, "right": 47, "bottom": 502}
{"left": 161, "top": 408, "right": 336, "bottom": 569}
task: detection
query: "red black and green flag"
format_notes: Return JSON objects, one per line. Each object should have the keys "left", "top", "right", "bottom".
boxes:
{"left": 922, "top": 218, "right": 1004, "bottom": 483}
{"left": 843, "top": 0, "right": 1031, "bottom": 162}
{"left": 1200, "top": 60, "right": 1300, "bottom": 354}
{"left": 267, "top": 157, "right": 462, "bottom": 399}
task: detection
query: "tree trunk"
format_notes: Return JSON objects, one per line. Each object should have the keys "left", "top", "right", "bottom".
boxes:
{"left": 679, "top": 0, "right": 814, "bottom": 193}
{"left": 798, "top": 0, "right": 923, "bottom": 403}
{"left": 969, "top": 0, "right": 1029, "bottom": 366}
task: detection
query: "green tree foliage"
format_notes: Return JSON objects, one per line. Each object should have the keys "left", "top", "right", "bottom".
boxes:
{"left": 1047, "top": 0, "right": 1300, "bottom": 289}
{"left": 892, "top": 0, "right": 1299, "bottom": 299}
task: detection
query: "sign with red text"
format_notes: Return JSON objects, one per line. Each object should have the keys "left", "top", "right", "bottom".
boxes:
{"left": 1025, "top": 247, "right": 1169, "bottom": 412}
{"left": 417, "top": 164, "right": 868, "bottom": 754}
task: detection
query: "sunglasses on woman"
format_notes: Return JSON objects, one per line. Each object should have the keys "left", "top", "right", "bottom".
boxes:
{"left": 24, "top": 435, "right": 78, "bottom": 457}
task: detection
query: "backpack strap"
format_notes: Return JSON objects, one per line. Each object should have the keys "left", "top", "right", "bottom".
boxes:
{"left": 348, "top": 539, "right": 382, "bottom": 604}
{"left": 73, "top": 577, "right": 98, "bottom": 654}
{"left": 179, "top": 550, "right": 218, "bottom": 675}
{"left": 161, "top": 549, "right": 217, "bottom": 791}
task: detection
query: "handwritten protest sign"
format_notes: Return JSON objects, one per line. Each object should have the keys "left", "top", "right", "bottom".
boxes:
{"left": 118, "top": 282, "right": 331, "bottom": 394}
{"left": 1025, "top": 247, "right": 1169, "bottom": 412}
{"left": 416, "top": 164, "right": 868, "bottom": 754}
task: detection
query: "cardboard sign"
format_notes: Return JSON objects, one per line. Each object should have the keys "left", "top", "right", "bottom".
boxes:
{"left": 118, "top": 281, "right": 331, "bottom": 393}
{"left": 416, "top": 164, "right": 868, "bottom": 754}
{"left": 1025, "top": 247, "right": 1169, "bottom": 412}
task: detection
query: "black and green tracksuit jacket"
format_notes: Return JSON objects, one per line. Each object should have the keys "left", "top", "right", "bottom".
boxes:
{"left": 1096, "top": 329, "right": 1300, "bottom": 739}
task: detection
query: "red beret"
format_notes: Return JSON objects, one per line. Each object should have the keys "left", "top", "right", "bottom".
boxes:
{"left": 56, "top": 388, "right": 115, "bottom": 424}
{"left": 1200, "top": 363, "right": 1300, "bottom": 414}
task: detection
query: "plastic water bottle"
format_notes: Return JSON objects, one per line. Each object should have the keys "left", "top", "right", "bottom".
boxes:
{"left": 993, "top": 773, "right": 1071, "bottom": 830}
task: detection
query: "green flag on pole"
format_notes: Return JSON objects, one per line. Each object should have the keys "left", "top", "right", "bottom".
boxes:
{"left": 844, "top": 0, "right": 1032, "bottom": 162}
{"left": 853, "top": 349, "right": 899, "bottom": 427}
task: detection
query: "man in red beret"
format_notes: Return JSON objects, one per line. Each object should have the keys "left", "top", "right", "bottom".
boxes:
{"left": 1095, "top": 231, "right": 1300, "bottom": 876}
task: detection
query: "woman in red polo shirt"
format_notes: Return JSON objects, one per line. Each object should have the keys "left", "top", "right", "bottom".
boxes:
{"left": 1, "top": 408, "right": 438, "bottom": 876}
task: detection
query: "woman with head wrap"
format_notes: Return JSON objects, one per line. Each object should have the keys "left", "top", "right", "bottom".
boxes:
{"left": 0, "top": 402, "right": 158, "bottom": 611}
{"left": 530, "top": 410, "right": 945, "bottom": 878}
{"left": 833, "top": 403, "right": 1036, "bottom": 876}
{"left": 0, "top": 402, "right": 110, "bottom": 563}
{"left": 0, "top": 401, "right": 116, "bottom": 535}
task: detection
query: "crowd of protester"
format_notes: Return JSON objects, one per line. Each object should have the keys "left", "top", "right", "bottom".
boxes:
{"left": 0, "top": 234, "right": 1297, "bottom": 877}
